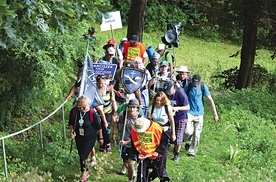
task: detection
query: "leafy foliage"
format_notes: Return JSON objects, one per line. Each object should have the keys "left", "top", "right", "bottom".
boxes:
{"left": 213, "top": 64, "right": 276, "bottom": 93}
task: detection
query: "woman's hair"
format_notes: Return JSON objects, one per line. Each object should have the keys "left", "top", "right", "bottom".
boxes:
{"left": 150, "top": 91, "right": 171, "bottom": 106}
{"left": 96, "top": 74, "right": 106, "bottom": 82}
{"left": 76, "top": 95, "right": 91, "bottom": 106}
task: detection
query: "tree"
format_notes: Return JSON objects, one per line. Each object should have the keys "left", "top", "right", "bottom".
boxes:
{"left": 236, "top": 0, "right": 275, "bottom": 89}
{"left": 126, "top": 0, "right": 148, "bottom": 42}
{"left": 235, "top": 1, "right": 259, "bottom": 89}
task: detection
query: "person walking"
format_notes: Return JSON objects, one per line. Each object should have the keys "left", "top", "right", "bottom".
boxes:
{"left": 69, "top": 95, "right": 104, "bottom": 182}
{"left": 123, "top": 35, "right": 148, "bottom": 64}
{"left": 184, "top": 74, "right": 219, "bottom": 158}
{"left": 175, "top": 66, "right": 191, "bottom": 89}
{"left": 130, "top": 117, "right": 171, "bottom": 182}
{"left": 96, "top": 74, "right": 117, "bottom": 152}
{"left": 113, "top": 99, "right": 141, "bottom": 182}
{"left": 163, "top": 81, "right": 190, "bottom": 162}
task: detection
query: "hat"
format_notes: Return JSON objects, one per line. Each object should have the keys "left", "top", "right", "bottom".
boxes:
{"left": 157, "top": 44, "right": 165, "bottom": 51}
{"left": 124, "top": 61, "right": 135, "bottom": 68}
{"left": 177, "top": 66, "right": 190, "bottom": 73}
{"left": 127, "top": 99, "right": 140, "bottom": 107}
{"left": 132, "top": 117, "right": 151, "bottom": 133}
{"left": 121, "top": 37, "right": 128, "bottom": 42}
{"left": 152, "top": 52, "right": 160, "bottom": 60}
{"left": 107, "top": 39, "right": 116, "bottom": 45}
{"left": 107, "top": 47, "right": 115, "bottom": 55}
{"left": 163, "top": 81, "right": 174, "bottom": 95}
{"left": 130, "top": 35, "right": 139, "bottom": 43}
{"left": 192, "top": 74, "right": 201, "bottom": 85}
{"left": 160, "top": 61, "right": 168, "bottom": 67}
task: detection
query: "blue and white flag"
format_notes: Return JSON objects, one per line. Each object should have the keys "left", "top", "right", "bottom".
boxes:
{"left": 79, "top": 52, "right": 104, "bottom": 107}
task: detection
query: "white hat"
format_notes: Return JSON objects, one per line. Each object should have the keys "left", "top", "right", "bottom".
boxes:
{"left": 157, "top": 44, "right": 165, "bottom": 51}
{"left": 107, "top": 47, "right": 115, "bottom": 55}
{"left": 177, "top": 66, "right": 190, "bottom": 73}
{"left": 132, "top": 117, "right": 151, "bottom": 133}
{"left": 121, "top": 37, "right": 128, "bottom": 42}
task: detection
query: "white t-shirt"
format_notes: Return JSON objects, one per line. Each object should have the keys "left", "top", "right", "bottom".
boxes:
{"left": 148, "top": 105, "right": 172, "bottom": 126}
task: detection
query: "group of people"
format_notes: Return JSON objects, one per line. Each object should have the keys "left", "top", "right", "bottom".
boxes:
{"left": 66, "top": 28, "right": 219, "bottom": 182}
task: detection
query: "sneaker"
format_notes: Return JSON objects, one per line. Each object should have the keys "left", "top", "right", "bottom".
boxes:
{"left": 173, "top": 154, "right": 180, "bottom": 162}
{"left": 185, "top": 143, "right": 191, "bottom": 150}
{"left": 121, "top": 164, "right": 127, "bottom": 174}
{"left": 98, "top": 147, "right": 105, "bottom": 153}
{"left": 89, "top": 161, "right": 96, "bottom": 167}
{"left": 106, "top": 143, "right": 112, "bottom": 152}
{"left": 188, "top": 154, "right": 195, "bottom": 158}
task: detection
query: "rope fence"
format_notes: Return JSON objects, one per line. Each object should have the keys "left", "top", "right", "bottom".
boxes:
{"left": 0, "top": 99, "right": 69, "bottom": 177}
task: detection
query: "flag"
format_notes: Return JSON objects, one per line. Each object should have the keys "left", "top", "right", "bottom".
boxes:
{"left": 79, "top": 52, "right": 104, "bottom": 106}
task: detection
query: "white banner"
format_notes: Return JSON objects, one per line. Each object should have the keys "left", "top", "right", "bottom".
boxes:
{"left": 100, "top": 11, "right": 122, "bottom": 31}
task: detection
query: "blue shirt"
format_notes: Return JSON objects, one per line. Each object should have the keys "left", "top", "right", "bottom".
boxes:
{"left": 187, "top": 84, "right": 210, "bottom": 116}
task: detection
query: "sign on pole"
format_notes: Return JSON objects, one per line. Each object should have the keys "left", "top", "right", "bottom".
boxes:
{"left": 100, "top": 11, "right": 122, "bottom": 31}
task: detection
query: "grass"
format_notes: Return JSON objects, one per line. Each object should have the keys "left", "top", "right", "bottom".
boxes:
{"left": 0, "top": 26, "right": 275, "bottom": 181}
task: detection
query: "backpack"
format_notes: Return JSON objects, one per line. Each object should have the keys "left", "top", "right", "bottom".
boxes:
{"left": 186, "top": 82, "right": 205, "bottom": 104}
{"left": 164, "top": 51, "right": 175, "bottom": 65}
{"left": 72, "top": 107, "right": 94, "bottom": 123}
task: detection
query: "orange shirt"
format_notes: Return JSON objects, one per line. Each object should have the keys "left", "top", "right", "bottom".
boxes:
{"left": 123, "top": 41, "right": 146, "bottom": 61}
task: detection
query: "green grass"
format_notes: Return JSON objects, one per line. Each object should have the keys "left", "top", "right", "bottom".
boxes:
{"left": 0, "top": 26, "right": 275, "bottom": 181}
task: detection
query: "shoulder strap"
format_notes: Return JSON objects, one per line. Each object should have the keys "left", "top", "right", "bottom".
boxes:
{"left": 165, "top": 51, "right": 169, "bottom": 59}
{"left": 151, "top": 105, "right": 155, "bottom": 115}
{"left": 89, "top": 108, "right": 94, "bottom": 123}
{"left": 186, "top": 83, "right": 192, "bottom": 95}
{"left": 200, "top": 82, "right": 205, "bottom": 105}
{"left": 164, "top": 105, "right": 169, "bottom": 117}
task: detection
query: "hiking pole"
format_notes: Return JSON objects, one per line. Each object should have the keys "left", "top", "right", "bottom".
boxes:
{"left": 70, "top": 109, "right": 78, "bottom": 154}
{"left": 119, "top": 106, "right": 128, "bottom": 161}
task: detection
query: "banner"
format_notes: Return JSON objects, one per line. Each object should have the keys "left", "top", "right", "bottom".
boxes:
{"left": 79, "top": 53, "right": 104, "bottom": 106}
{"left": 100, "top": 11, "right": 122, "bottom": 31}
{"left": 92, "top": 63, "right": 117, "bottom": 81}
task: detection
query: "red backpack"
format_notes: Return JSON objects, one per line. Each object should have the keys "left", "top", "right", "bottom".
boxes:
{"left": 72, "top": 107, "right": 94, "bottom": 123}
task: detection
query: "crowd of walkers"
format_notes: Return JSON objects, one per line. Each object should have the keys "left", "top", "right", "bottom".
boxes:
{"left": 66, "top": 28, "right": 219, "bottom": 182}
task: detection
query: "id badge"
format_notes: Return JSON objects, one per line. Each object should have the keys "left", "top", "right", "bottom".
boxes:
{"left": 79, "top": 128, "right": 84, "bottom": 136}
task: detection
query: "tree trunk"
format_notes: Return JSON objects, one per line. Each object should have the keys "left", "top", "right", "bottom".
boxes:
{"left": 127, "top": 0, "right": 148, "bottom": 42}
{"left": 235, "top": 1, "right": 260, "bottom": 89}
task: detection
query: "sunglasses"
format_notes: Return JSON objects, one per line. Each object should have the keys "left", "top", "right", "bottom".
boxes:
{"left": 77, "top": 106, "right": 87, "bottom": 110}
{"left": 96, "top": 74, "right": 106, "bottom": 81}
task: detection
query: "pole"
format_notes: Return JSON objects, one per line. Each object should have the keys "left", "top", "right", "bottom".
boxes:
{"left": 119, "top": 106, "right": 128, "bottom": 160}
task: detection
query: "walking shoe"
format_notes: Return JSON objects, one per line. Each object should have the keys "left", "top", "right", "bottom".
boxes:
{"left": 98, "top": 147, "right": 105, "bottom": 153}
{"left": 173, "top": 154, "right": 180, "bottom": 162}
{"left": 188, "top": 154, "right": 195, "bottom": 158}
{"left": 106, "top": 143, "right": 112, "bottom": 152}
{"left": 121, "top": 164, "right": 127, "bottom": 174}
{"left": 185, "top": 143, "right": 191, "bottom": 150}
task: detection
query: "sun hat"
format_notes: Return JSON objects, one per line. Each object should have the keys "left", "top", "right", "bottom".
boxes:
{"left": 177, "top": 66, "right": 190, "bottom": 73}
{"left": 121, "top": 37, "right": 128, "bottom": 43}
{"left": 107, "top": 39, "right": 116, "bottom": 45}
{"left": 160, "top": 61, "right": 169, "bottom": 67}
{"left": 192, "top": 74, "right": 201, "bottom": 86}
{"left": 127, "top": 99, "right": 140, "bottom": 107}
{"left": 157, "top": 44, "right": 165, "bottom": 51}
{"left": 107, "top": 47, "right": 115, "bottom": 55}
{"left": 132, "top": 117, "right": 151, "bottom": 133}
{"left": 163, "top": 81, "right": 174, "bottom": 95}
{"left": 130, "top": 35, "right": 139, "bottom": 43}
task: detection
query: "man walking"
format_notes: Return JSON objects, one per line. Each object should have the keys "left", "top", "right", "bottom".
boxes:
{"left": 185, "top": 74, "right": 219, "bottom": 158}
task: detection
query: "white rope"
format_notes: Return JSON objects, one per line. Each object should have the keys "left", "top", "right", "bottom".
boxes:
{"left": 0, "top": 99, "right": 68, "bottom": 141}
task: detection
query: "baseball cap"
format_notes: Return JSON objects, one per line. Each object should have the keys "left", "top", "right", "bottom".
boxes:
{"left": 107, "top": 39, "right": 116, "bottom": 45}
{"left": 192, "top": 74, "right": 201, "bottom": 85}
{"left": 163, "top": 81, "right": 174, "bottom": 95}
{"left": 130, "top": 35, "right": 139, "bottom": 43}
